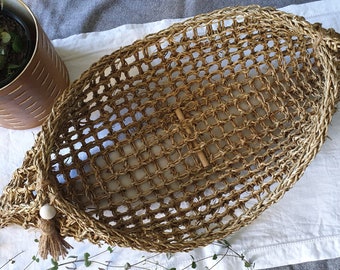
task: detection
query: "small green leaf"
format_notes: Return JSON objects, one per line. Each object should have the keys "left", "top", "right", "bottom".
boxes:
{"left": 169, "top": 268, "right": 177, "bottom": 270}
{"left": 67, "top": 255, "right": 78, "bottom": 259}
{"left": 166, "top": 253, "right": 173, "bottom": 260}
{"left": 107, "top": 246, "right": 114, "bottom": 253}
{"left": 7, "top": 63, "right": 20, "bottom": 70}
{"left": 84, "top": 252, "right": 91, "bottom": 267}
{"left": 51, "top": 258, "right": 59, "bottom": 266}
{"left": 34, "top": 238, "right": 39, "bottom": 243}
{"left": 244, "top": 261, "right": 252, "bottom": 268}
{"left": 191, "top": 261, "right": 197, "bottom": 269}
{"left": 218, "top": 239, "right": 231, "bottom": 248}
{"left": 11, "top": 34, "right": 25, "bottom": 53}
{"left": 212, "top": 254, "right": 218, "bottom": 260}
{"left": 1, "top": 32, "right": 11, "bottom": 43}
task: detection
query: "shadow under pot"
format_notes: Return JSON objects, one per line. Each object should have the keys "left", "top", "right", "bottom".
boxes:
{"left": 0, "top": 0, "right": 69, "bottom": 130}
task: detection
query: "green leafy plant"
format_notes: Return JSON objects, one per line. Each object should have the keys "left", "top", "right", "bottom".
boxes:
{"left": 0, "top": 10, "right": 29, "bottom": 83}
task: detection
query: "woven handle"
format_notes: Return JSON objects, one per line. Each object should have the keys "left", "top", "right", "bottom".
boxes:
{"left": 312, "top": 23, "right": 340, "bottom": 102}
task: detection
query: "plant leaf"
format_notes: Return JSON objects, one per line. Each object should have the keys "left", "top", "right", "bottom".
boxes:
{"left": 7, "top": 63, "right": 20, "bottom": 70}
{"left": 244, "top": 261, "right": 253, "bottom": 268}
{"left": 166, "top": 253, "right": 174, "bottom": 260}
{"left": 83, "top": 252, "right": 91, "bottom": 267}
{"left": 1, "top": 31, "right": 11, "bottom": 43}
{"left": 11, "top": 34, "right": 25, "bottom": 53}
{"left": 218, "top": 239, "right": 231, "bottom": 248}
{"left": 191, "top": 261, "right": 197, "bottom": 269}
{"left": 51, "top": 258, "right": 59, "bottom": 266}
{"left": 67, "top": 255, "right": 78, "bottom": 259}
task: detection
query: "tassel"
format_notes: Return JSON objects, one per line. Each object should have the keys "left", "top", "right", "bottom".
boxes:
{"left": 38, "top": 218, "right": 73, "bottom": 260}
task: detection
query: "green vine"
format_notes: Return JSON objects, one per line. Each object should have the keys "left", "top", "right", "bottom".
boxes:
{"left": 0, "top": 239, "right": 254, "bottom": 270}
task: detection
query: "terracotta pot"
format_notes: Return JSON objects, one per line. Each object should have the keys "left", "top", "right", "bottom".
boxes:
{"left": 0, "top": 0, "right": 69, "bottom": 129}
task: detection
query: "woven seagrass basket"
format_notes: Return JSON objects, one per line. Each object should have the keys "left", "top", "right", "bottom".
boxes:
{"left": 0, "top": 5, "right": 339, "bottom": 259}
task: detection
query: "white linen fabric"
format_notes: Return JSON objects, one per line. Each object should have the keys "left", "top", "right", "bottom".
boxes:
{"left": 1, "top": 0, "right": 340, "bottom": 269}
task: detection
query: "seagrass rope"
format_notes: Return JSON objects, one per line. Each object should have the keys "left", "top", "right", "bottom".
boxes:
{"left": 0, "top": 5, "right": 339, "bottom": 260}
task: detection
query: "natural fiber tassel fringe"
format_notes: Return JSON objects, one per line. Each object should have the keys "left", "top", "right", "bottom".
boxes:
{"left": 38, "top": 218, "right": 73, "bottom": 260}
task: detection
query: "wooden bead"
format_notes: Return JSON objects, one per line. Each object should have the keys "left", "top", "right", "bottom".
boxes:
{"left": 39, "top": 204, "right": 57, "bottom": 220}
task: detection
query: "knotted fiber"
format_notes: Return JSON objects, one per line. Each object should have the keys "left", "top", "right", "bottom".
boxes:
{"left": 0, "top": 5, "right": 339, "bottom": 259}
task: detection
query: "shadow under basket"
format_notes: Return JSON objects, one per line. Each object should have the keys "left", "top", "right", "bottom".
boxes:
{"left": 0, "top": 0, "right": 69, "bottom": 130}
{"left": 0, "top": 5, "right": 339, "bottom": 260}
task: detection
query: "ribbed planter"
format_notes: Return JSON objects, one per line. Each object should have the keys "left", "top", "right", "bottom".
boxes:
{"left": 0, "top": 0, "right": 69, "bottom": 129}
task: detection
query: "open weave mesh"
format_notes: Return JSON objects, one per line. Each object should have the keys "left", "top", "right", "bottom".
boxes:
{"left": 0, "top": 5, "right": 339, "bottom": 258}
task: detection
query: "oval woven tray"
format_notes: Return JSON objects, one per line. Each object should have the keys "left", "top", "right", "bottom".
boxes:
{"left": 1, "top": 5, "right": 339, "bottom": 259}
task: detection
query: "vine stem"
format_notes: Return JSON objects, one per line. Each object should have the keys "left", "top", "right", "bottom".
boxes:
{"left": 0, "top": 250, "right": 25, "bottom": 269}
{"left": 214, "top": 241, "right": 253, "bottom": 268}
{"left": 48, "top": 251, "right": 162, "bottom": 270}
{"left": 209, "top": 252, "right": 232, "bottom": 270}
{"left": 2, "top": 241, "right": 254, "bottom": 269}
{"left": 181, "top": 253, "right": 245, "bottom": 270}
